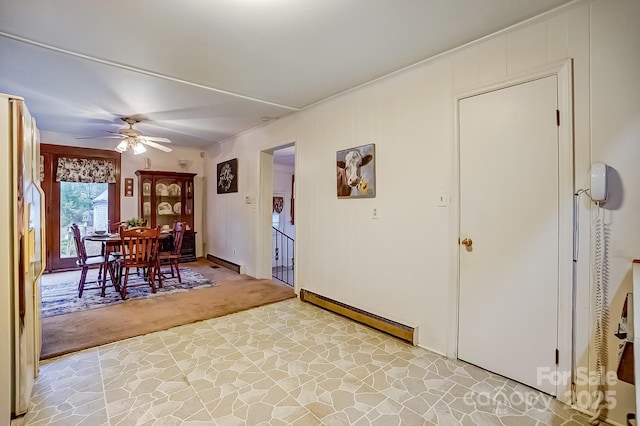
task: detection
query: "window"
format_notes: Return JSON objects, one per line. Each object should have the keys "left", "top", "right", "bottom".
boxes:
{"left": 272, "top": 212, "right": 281, "bottom": 229}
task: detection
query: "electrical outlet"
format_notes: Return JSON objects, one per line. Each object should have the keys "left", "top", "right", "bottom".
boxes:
{"left": 372, "top": 208, "right": 379, "bottom": 219}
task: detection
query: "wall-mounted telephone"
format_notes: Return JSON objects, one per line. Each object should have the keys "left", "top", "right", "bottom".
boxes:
{"left": 590, "top": 162, "right": 608, "bottom": 204}
{"left": 588, "top": 161, "right": 609, "bottom": 423}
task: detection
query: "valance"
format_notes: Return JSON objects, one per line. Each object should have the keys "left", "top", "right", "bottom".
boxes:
{"left": 56, "top": 157, "right": 116, "bottom": 183}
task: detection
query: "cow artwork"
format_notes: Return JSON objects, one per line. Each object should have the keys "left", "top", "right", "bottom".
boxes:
{"left": 336, "top": 143, "right": 375, "bottom": 198}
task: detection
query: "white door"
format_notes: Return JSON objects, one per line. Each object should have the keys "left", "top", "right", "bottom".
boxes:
{"left": 458, "top": 76, "right": 559, "bottom": 395}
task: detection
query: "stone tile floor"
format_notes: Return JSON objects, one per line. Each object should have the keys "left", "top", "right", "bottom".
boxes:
{"left": 18, "top": 298, "right": 592, "bottom": 425}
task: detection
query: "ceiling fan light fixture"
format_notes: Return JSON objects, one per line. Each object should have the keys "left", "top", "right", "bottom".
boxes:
{"left": 132, "top": 141, "right": 147, "bottom": 154}
{"left": 115, "top": 140, "right": 129, "bottom": 153}
{"left": 108, "top": 117, "right": 172, "bottom": 154}
{"left": 114, "top": 136, "right": 146, "bottom": 154}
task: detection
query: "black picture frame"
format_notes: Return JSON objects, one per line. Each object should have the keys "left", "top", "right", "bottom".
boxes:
{"left": 217, "top": 158, "right": 238, "bottom": 194}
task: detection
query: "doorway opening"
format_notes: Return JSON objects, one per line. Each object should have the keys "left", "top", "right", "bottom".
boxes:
{"left": 258, "top": 143, "right": 296, "bottom": 287}
{"left": 271, "top": 145, "right": 295, "bottom": 286}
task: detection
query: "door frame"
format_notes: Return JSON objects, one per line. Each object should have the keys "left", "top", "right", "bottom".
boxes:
{"left": 448, "top": 60, "right": 574, "bottom": 403}
{"left": 257, "top": 141, "right": 297, "bottom": 286}
{"left": 40, "top": 144, "right": 121, "bottom": 271}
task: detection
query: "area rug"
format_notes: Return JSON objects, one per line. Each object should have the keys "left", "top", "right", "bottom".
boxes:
{"left": 41, "top": 276, "right": 296, "bottom": 359}
{"left": 41, "top": 267, "right": 215, "bottom": 318}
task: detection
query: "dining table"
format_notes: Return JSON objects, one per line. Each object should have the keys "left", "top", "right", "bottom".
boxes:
{"left": 83, "top": 230, "right": 173, "bottom": 290}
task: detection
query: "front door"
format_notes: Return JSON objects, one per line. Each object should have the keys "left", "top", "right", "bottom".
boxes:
{"left": 41, "top": 145, "right": 121, "bottom": 271}
{"left": 458, "top": 76, "right": 559, "bottom": 395}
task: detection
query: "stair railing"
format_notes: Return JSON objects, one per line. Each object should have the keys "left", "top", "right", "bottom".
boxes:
{"left": 272, "top": 227, "right": 294, "bottom": 286}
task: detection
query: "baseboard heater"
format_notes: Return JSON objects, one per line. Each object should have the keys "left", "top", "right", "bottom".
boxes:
{"left": 300, "top": 289, "right": 417, "bottom": 345}
{"left": 206, "top": 254, "right": 241, "bottom": 273}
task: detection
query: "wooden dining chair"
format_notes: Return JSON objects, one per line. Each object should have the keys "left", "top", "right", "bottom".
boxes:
{"left": 108, "top": 220, "right": 126, "bottom": 233}
{"left": 156, "top": 221, "right": 186, "bottom": 287}
{"left": 107, "top": 220, "right": 125, "bottom": 257}
{"left": 118, "top": 226, "right": 161, "bottom": 299}
{"left": 69, "top": 223, "right": 118, "bottom": 297}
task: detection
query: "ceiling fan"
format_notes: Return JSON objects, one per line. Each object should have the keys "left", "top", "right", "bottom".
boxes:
{"left": 101, "top": 117, "right": 172, "bottom": 154}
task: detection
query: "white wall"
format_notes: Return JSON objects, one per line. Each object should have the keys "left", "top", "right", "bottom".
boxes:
{"left": 40, "top": 132, "right": 207, "bottom": 257}
{"left": 587, "top": 0, "right": 640, "bottom": 420}
{"left": 204, "top": 1, "right": 640, "bottom": 423}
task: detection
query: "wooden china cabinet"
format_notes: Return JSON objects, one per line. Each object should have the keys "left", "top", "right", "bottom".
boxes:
{"left": 135, "top": 170, "right": 197, "bottom": 262}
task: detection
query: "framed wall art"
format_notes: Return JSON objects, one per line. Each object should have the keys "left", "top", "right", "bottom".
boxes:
{"left": 273, "top": 195, "right": 284, "bottom": 214}
{"left": 217, "top": 158, "right": 238, "bottom": 194}
{"left": 124, "top": 178, "right": 134, "bottom": 197}
{"left": 336, "top": 143, "right": 375, "bottom": 198}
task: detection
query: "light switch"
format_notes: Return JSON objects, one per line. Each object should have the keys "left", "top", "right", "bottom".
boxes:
{"left": 437, "top": 190, "right": 448, "bottom": 207}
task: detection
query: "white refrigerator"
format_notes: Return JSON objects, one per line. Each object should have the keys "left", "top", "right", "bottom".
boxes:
{"left": 0, "top": 93, "right": 46, "bottom": 422}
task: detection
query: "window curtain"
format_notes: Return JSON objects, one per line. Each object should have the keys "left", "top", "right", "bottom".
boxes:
{"left": 55, "top": 157, "right": 116, "bottom": 183}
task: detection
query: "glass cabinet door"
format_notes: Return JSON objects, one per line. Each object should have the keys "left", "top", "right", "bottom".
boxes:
{"left": 155, "top": 177, "right": 182, "bottom": 231}
{"left": 136, "top": 170, "right": 197, "bottom": 262}
{"left": 184, "top": 179, "right": 193, "bottom": 230}
{"left": 141, "top": 177, "right": 153, "bottom": 226}
{"left": 136, "top": 170, "right": 195, "bottom": 233}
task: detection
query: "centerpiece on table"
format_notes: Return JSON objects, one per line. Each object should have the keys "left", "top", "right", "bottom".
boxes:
{"left": 125, "top": 217, "right": 145, "bottom": 228}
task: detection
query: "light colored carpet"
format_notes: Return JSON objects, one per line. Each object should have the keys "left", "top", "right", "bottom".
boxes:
{"left": 41, "top": 259, "right": 296, "bottom": 359}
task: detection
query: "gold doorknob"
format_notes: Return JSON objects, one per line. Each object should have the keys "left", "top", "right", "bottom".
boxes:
{"left": 461, "top": 238, "right": 473, "bottom": 248}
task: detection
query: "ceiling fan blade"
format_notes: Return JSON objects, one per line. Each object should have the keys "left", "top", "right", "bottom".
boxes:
{"left": 76, "top": 135, "right": 121, "bottom": 140}
{"left": 142, "top": 136, "right": 171, "bottom": 144}
{"left": 141, "top": 140, "right": 173, "bottom": 152}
